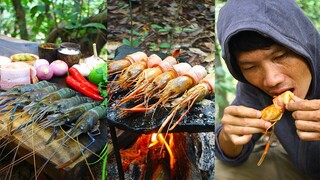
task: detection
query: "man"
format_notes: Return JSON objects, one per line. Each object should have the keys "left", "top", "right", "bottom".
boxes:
{"left": 215, "top": 0, "right": 320, "bottom": 179}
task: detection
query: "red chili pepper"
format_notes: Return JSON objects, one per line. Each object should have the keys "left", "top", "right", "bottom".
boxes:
{"left": 66, "top": 75, "right": 104, "bottom": 101}
{"left": 68, "top": 67, "right": 99, "bottom": 94}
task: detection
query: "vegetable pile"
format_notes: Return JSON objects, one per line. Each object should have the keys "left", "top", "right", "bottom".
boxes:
{"left": 34, "top": 59, "right": 68, "bottom": 80}
{"left": 66, "top": 67, "right": 105, "bottom": 101}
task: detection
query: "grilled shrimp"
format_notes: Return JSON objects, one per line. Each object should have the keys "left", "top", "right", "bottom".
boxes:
{"left": 117, "top": 64, "right": 207, "bottom": 117}
{"left": 257, "top": 90, "right": 294, "bottom": 166}
{"left": 108, "top": 51, "right": 147, "bottom": 75}
{"left": 116, "top": 56, "right": 178, "bottom": 107}
{"left": 157, "top": 73, "right": 214, "bottom": 134}
{"left": 110, "top": 54, "right": 162, "bottom": 92}
{"left": 153, "top": 65, "right": 208, "bottom": 107}
{"left": 143, "top": 63, "right": 192, "bottom": 101}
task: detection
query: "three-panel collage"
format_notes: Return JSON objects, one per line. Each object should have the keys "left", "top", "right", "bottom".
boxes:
{"left": 0, "top": 0, "right": 319, "bottom": 179}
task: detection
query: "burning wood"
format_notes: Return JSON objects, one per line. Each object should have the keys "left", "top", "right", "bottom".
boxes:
{"left": 120, "top": 133, "right": 202, "bottom": 179}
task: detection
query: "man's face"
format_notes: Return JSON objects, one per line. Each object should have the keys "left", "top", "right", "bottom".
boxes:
{"left": 236, "top": 44, "right": 312, "bottom": 98}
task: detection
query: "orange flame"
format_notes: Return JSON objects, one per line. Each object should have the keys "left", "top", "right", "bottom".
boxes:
{"left": 148, "top": 133, "right": 175, "bottom": 169}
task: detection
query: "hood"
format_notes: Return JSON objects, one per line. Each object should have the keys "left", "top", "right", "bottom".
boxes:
{"left": 217, "top": 0, "right": 320, "bottom": 99}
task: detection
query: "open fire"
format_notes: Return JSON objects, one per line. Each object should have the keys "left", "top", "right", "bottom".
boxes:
{"left": 119, "top": 132, "right": 205, "bottom": 179}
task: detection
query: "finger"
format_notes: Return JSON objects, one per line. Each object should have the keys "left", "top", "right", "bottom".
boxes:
{"left": 292, "top": 110, "right": 320, "bottom": 121}
{"left": 222, "top": 116, "right": 272, "bottom": 130}
{"left": 230, "top": 134, "right": 253, "bottom": 145}
{"left": 224, "top": 125, "right": 266, "bottom": 135}
{"left": 287, "top": 99, "right": 320, "bottom": 111}
{"left": 296, "top": 130, "right": 320, "bottom": 141}
{"left": 295, "top": 120, "right": 320, "bottom": 132}
{"left": 292, "top": 95, "right": 303, "bottom": 102}
{"left": 225, "top": 106, "right": 261, "bottom": 118}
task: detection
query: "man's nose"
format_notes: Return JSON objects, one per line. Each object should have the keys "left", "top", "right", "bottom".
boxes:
{"left": 263, "top": 67, "right": 284, "bottom": 88}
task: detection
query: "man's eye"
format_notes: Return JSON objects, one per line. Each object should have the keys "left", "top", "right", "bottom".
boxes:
{"left": 241, "top": 66, "right": 255, "bottom": 71}
{"left": 274, "top": 52, "right": 288, "bottom": 60}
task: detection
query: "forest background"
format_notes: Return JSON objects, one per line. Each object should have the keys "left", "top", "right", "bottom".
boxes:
{"left": 216, "top": 0, "right": 320, "bottom": 123}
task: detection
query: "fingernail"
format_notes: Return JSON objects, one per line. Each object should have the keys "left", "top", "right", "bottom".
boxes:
{"left": 265, "top": 122, "right": 272, "bottom": 128}
{"left": 256, "top": 111, "right": 262, "bottom": 117}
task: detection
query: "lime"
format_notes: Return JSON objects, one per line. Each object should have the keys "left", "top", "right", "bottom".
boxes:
{"left": 88, "top": 63, "right": 108, "bottom": 86}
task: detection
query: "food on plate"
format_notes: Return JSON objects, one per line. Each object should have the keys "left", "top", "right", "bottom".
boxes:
{"left": 11, "top": 53, "right": 39, "bottom": 66}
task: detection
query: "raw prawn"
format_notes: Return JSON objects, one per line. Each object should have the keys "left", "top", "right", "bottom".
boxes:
{"left": 257, "top": 90, "right": 294, "bottom": 166}
{"left": 41, "top": 101, "right": 101, "bottom": 144}
{"left": 13, "top": 88, "right": 77, "bottom": 132}
{"left": 1, "top": 85, "right": 58, "bottom": 113}
{"left": 36, "top": 104, "right": 108, "bottom": 171}
{"left": 0, "top": 80, "right": 55, "bottom": 105}
{"left": 108, "top": 51, "right": 147, "bottom": 75}
{"left": 157, "top": 73, "right": 214, "bottom": 134}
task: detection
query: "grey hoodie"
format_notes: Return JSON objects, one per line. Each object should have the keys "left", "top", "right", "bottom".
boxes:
{"left": 215, "top": 0, "right": 320, "bottom": 179}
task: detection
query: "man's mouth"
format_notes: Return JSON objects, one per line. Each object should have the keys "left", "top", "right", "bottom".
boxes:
{"left": 270, "top": 88, "right": 294, "bottom": 97}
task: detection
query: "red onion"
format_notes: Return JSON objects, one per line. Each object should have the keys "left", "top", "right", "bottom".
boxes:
{"left": 36, "top": 64, "right": 53, "bottom": 80}
{"left": 34, "top": 59, "right": 49, "bottom": 69}
{"left": 50, "top": 60, "right": 68, "bottom": 76}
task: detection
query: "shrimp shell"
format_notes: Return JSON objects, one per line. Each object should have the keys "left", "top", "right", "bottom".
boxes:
{"left": 158, "top": 73, "right": 214, "bottom": 133}
{"left": 155, "top": 65, "right": 207, "bottom": 106}
{"left": 44, "top": 101, "right": 101, "bottom": 127}
{"left": 66, "top": 105, "right": 107, "bottom": 139}
{"left": 108, "top": 51, "right": 147, "bottom": 75}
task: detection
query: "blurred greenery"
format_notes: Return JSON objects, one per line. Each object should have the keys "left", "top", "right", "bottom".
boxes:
{"left": 0, "top": 0, "right": 106, "bottom": 44}
{"left": 215, "top": 0, "right": 320, "bottom": 124}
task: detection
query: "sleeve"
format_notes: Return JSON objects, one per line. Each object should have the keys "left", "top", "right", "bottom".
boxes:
{"left": 215, "top": 125, "right": 256, "bottom": 165}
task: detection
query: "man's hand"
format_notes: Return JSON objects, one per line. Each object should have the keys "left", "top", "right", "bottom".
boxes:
{"left": 218, "top": 105, "right": 272, "bottom": 157}
{"left": 286, "top": 96, "right": 320, "bottom": 141}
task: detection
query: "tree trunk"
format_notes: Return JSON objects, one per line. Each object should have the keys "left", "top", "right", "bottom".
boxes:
{"left": 11, "top": 0, "right": 28, "bottom": 40}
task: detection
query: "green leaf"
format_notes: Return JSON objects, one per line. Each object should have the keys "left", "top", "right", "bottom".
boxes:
{"left": 122, "top": 38, "right": 131, "bottom": 46}
{"left": 151, "top": 24, "right": 163, "bottom": 29}
{"left": 82, "top": 23, "right": 107, "bottom": 30}
{"left": 159, "top": 42, "right": 171, "bottom": 48}
{"left": 182, "top": 27, "right": 196, "bottom": 32}
{"left": 133, "top": 39, "right": 140, "bottom": 47}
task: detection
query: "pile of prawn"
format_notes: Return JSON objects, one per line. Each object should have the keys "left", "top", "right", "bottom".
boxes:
{"left": 108, "top": 51, "right": 215, "bottom": 135}
{"left": 0, "top": 81, "right": 108, "bottom": 179}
